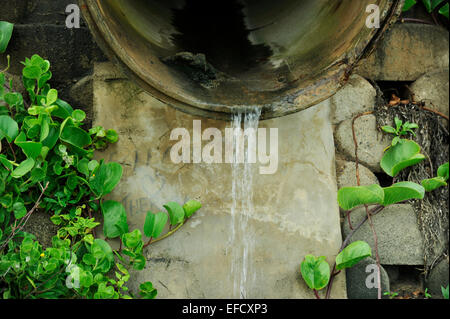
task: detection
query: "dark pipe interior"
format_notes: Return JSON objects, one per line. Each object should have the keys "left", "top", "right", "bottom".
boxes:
{"left": 170, "top": 0, "right": 272, "bottom": 76}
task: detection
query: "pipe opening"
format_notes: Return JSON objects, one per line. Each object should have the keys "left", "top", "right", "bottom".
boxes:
{"left": 81, "top": 0, "right": 402, "bottom": 119}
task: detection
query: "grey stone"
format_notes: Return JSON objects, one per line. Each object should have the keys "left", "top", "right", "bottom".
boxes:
{"left": 335, "top": 114, "right": 391, "bottom": 172}
{"left": 355, "top": 24, "right": 449, "bottom": 81}
{"left": 410, "top": 69, "right": 449, "bottom": 119}
{"left": 317, "top": 74, "right": 377, "bottom": 125}
{"left": 343, "top": 204, "right": 424, "bottom": 265}
{"left": 346, "top": 257, "right": 390, "bottom": 299}
{"left": 336, "top": 160, "right": 379, "bottom": 189}
{"left": 426, "top": 258, "right": 449, "bottom": 299}
{"left": 92, "top": 62, "right": 346, "bottom": 299}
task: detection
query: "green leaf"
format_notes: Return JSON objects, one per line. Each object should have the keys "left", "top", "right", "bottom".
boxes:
{"left": 23, "top": 66, "right": 42, "bottom": 80}
{"left": 46, "top": 89, "right": 58, "bottom": 106}
{"left": 336, "top": 241, "right": 372, "bottom": 270}
{"left": 91, "top": 239, "right": 114, "bottom": 273}
{"left": 15, "top": 141, "right": 42, "bottom": 159}
{"left": 40, "top": 115, "right": 50, "bottom": 141}
{"left": 132, "top": 254, "right": 146, "bottom": 270}
{"left": 11, "top": 158, "right": 35, "bottom": 178}
{"left": 4, "top": 92, "right": 22, "bottom": 107}
{"left": 442, "top": 285, "right": 449, "bottom": 299}
{"left": 381, "top": 126, "right": 396, "bottom": 134}
{"left": 0, "top": 21, "right": 13, "bottom": 53}
{"left": 144, "top": 211, "right": 168, "bottom": 238}
{"left": 439, "top": 3, "right": 449, "bottom": 18}
{"left": 437, "top": 162, "right": 449, "bottom": 181}
{"left": 77, "top": 158, "right": 90, "bottom": 177}
{"left": 80, "top": 271, "right": 94, "bottom": 288}
{"left": 421, "top": 177, "right": 447, "bottom": 192}
{"left": 82, "top": 253, "right": 96, "bottom": 266}
{"left": 0, "top": 115, "right": 19, "bottom": 142}
{"left": 105, "top": 130, "right": 119, "bottom": 143}
{"left": 121, "top": 229, "right": 142, "bottom": 250}
{"left": 403, "top": 0, "right": 417, "bottom": 11}
{"left": 60, "top": 126, "right": 92, "bottom": 149}
{"left": 183, "top": 200, "right": 202, "bottom": 218}
{"left": 139, "top": 282, "right": 157, "bottom": 299}
{"left": 300, "top": 255, "right": 331, "bottom": 291}
{"left": 72, "top": 110, "right": 86, "bottom": 122}
{"left": 102, "top": 200, "right": 129, "bottom": 239}
{"left": 164, "top": 202, "right": 185, "bottom": 226}
{"left": 337, "top": 184, "right": 384, "bottom": 211}
{"left": 52, "top": 99, "right": 74, "bottom": 120}
{"left": 13, "top": 202, "right": 27, "bottom": 219}
{"left": 380, "top": 140, "right": 426, "bottom": 177}
{"left": 90, "top": 162, "right": 123, "bottom": 197}
{"left": 382, "top": 182, "right": 425, "bottom": 206}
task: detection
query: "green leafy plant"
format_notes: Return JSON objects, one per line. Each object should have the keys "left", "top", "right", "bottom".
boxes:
{"left": 0, "top": 22, "right": 202, "bottom": 299}
{"left": 403, "top": 0, "right": 449, "bottom": 19}
{"left": 383, "top": 291, "right": 399, "bottom": 299}
{"left": 0, "top": 21, "right": 13, "bottom": 54}
{"left": 301, "top": 115, "right": 448, "bottom": 299}
{"left": 300, "top": 241, "right": 372, "bottom": 298}
{"left": 381, "top": 117, "right": 419, "bottom": 147}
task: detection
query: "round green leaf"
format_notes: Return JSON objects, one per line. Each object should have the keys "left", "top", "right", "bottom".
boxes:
{"left": 60, "top": 126, "right": 92, "bottom": 148}
{"left": 183, "top": 200, "right": 202, "bottom": 218}
{"left": 46, "top": 89, "right": 58, "bottom": 106}
{"left": 0, "top": 21, "right": 13, "bottom": 53}
{"left": 72, "top": 110, "right": 86, "bottom": 122}
{"left": 300, "top": 255, "right": 330, "bottom": 291}
{"left": 437, "top": 162, "right": 449, "bottom": 181}
{"left": 23, "top": 66, "right": 42, "bottom": 80}
{"left": 422, "top": 177, "right": 447, "bottom": 192}
{"left": 13, "top": 202, "right": 27, "bottom": 219}
{"left": 164, "top": 202, "right": 185, "bottom": 226}
{"left": 11, "top": 158, "right": 35, "bottom": 179}
{"left": 336, "top": 241, "right": 372, "bottom": 270}
{"left": 15, "top": 141, "right": 42, "bottom": 159}
{"left": 102, "top": 200, "right": 128, "bottom": 239}
{"left": 144, "top": 211, "right": 168, "bottom": 238}
{"left": 380, "top": 140, "right": 426, "bottom": 177}
{"left": 122, "top": 229, "right": 142, "bottom": 250}
{"left": 382, "top": 181, "right": 425, "bottom": 206}
{"left": 337, "top": 184, "right": 384, "bottom": 211}
{"left": 0, "top": 115, "right": 19, "bottom": 142}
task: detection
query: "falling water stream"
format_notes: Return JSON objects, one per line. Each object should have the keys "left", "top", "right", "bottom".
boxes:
{"left": 229, "top": 109, "right": 261, "bottom": 299}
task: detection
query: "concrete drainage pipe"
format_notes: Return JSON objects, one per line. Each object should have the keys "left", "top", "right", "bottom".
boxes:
{"left": 80, "top": 0, "right": 403, "bottom": 120}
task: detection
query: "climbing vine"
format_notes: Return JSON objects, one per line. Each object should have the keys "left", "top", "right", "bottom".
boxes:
{"left": 300, "top": 105, "right": 449, "bottom": 300}
{"left": 0, "top": 21, "right": 201, "bottom": 299}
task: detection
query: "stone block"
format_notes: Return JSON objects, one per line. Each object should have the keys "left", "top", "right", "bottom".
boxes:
{"left": 346, "top": 257, "right": 390, "bottom": 299}
{"left": 335, "top": 114, "right": 391, "bottom": 172}
{"left": 355, "top": 24, "right": 449, "bottom": 81}
{"left": 343, "top": 204, "right": 424, "bottom": 265}
{"left": 410, "top": 69, "right": 449, "bottom": 119}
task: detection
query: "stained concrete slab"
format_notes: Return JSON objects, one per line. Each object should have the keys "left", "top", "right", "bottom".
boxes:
{"left": 92, "top": 62, "right": 346, "bottom": 299}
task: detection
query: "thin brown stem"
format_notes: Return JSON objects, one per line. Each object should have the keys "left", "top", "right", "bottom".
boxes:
{"left": 0, "top": 182, "right": 49, "bottom": 252}
{"left": 325, "top": 205, "right": 385, "bottom": 299}
{"left": 313, "top": 289, "right": 320, "bottom": 299}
